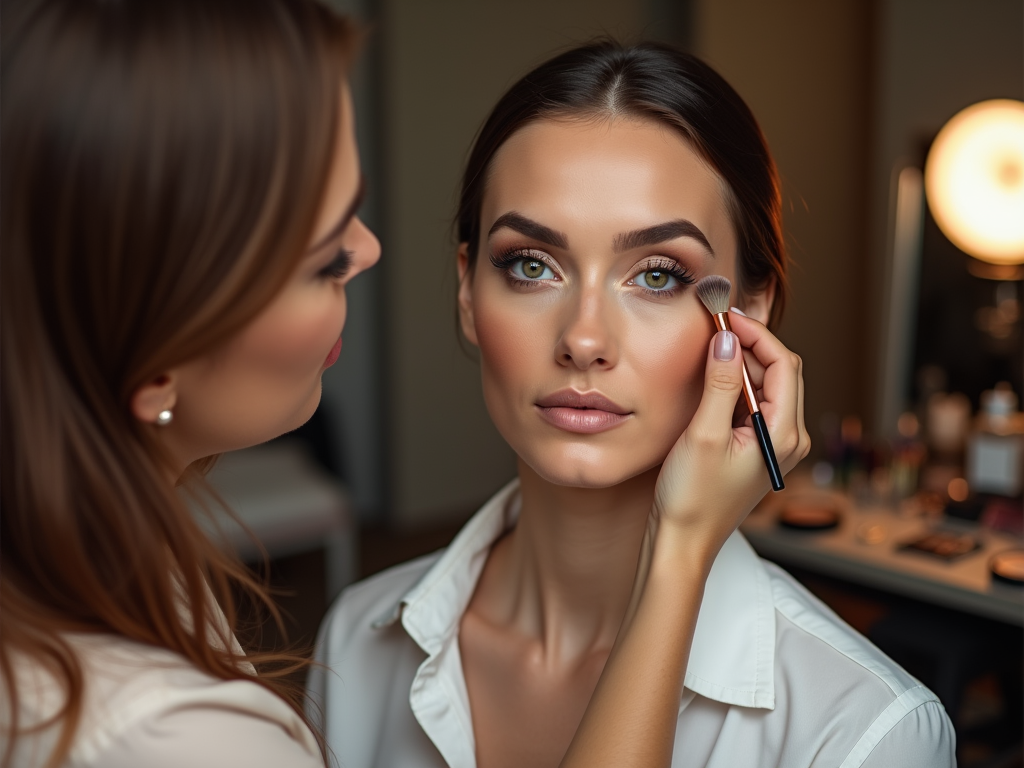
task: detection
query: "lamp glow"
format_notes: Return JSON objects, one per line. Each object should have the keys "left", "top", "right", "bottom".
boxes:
{"left": 924, "top": 99, "right": 1024, "bottom": 265}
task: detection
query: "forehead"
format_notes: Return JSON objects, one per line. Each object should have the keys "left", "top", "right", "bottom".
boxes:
{"left": 309, "top": 84, "right": 360, "bottom": 248}
{"left": 481, "top": 117, "right": 736, "bottom": 255}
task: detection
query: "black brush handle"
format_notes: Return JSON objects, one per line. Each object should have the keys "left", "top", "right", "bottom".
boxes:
{"left": 752, "top": 411, "right": 785, "bottom": 492}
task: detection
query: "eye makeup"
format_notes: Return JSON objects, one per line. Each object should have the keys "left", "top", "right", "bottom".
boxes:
{"left": 317, "top": 248, "right": 353, "bottom": 281}
{"left": 489, "top": 247, "right": 560, "bottom": 288}
{"left": 489, "top": 245, "right": 697, "bottom": 298}
{"left": 626, "top": 256, "right": 696, "bottom": 296}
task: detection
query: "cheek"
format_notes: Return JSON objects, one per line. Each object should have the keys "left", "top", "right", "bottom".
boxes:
{"left": 622, "top": 302, "right": 714, "bottom": 437}
{"left": 235, "top": 290, "right": 343, "bottom": 378}
{"left": 472, "top": 283, "right": 544, "bottom": 400}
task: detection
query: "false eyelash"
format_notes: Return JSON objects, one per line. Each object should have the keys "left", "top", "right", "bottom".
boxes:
{"left": 489, "top": 247, "right": 543, "bottom": 269}
{"left": 632, "top": 257, "right": 696, "bottom": 296}
{"left": 319, "top": 249, "right": 353, "bottom": 280}
{"left": 488, "top": 247, "right": 557, "bottom": 287}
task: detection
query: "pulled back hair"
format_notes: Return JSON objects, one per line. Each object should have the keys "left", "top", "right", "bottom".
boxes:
{"left": 1, "top": 0, "right": 356, "bottom": 764}
{"left": 457, "top": 39, "right": 788, "bottom": 328}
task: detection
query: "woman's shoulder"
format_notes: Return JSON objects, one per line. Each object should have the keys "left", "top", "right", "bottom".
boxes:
{"left": 317, "top": 550, "right": 444, "bottom": 648}
{"left": 761, "top": 561, "right": 954, "bottom": 764}
{"left": 7, "top": 633, "right": 321, "bottom": 768}
{"left": 764, "top": 562, "right": 923, "bottom": 698}
{"left": 307, "top": 551, "right": 449, "bottom": 753}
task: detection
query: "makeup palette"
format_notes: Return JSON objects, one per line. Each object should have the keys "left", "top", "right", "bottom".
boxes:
{"left": 989, "top": 549, "right": 1024, "bottom": 585}
{"left": 778, "top": 501, "right": 842, "bottom": 531}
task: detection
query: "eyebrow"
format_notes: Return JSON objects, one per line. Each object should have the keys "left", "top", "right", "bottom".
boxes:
{"left": 614, "top": 219, "right": 714, "bottom": 256}
{"left": 487, "top": 211, "right": 714, "bottom": 257}
{"left": 487, "top": 211, "right": 569, "bottom": 249}
{"left": 307, "top": 175, "right": 366, "bottom": 254}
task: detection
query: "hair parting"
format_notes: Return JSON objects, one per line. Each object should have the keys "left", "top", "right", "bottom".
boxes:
{"left": 456, "top": 38, "right": 788, "bottom": 329}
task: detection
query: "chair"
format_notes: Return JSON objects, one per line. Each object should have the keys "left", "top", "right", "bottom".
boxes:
{"left": 190, "top": 441, "right": 357, "bottom": 602}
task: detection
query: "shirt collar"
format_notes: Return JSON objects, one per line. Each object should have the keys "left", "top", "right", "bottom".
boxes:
{"left": 373, "top": 477, "right": 775, "bottom": 710}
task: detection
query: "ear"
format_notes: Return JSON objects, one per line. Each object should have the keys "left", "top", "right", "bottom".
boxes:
{"left": 131, "top": 373, "right": 178, "bottom": 425}
{"left": 457, "top": 243, "right": 479, "bottom": 347}
{"left": 741, "top": 277, "right": 776, "bottom": 326}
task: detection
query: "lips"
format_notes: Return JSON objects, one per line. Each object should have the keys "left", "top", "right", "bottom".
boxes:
{"left": 535, "top": 389, "right": 632, "bottom": 434}
{"left": 324, "top": 337, "right": 343, "bottom": 368}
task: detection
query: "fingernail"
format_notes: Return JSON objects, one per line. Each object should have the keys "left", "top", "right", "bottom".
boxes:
{"left": 714, "top": 331, "right": 737, "bottom": 361}
{"left": 729, "top": 306, "right": 748, "bottom": 317}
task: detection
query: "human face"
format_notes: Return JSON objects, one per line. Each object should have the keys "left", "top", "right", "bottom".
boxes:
{"left": 458, "top": 117, "right": 738, "bottom": 488}
{"left": 167, "top": 85, "right": 380, "bottom": 461}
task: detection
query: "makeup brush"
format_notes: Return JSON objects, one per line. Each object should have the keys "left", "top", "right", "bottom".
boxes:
{"left": 695, "top": 275, "right": 785, "bottom": 491}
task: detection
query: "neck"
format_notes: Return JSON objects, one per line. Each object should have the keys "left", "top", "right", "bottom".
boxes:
{"left": 478, "top": 459, "right": 659, "bottom": 665}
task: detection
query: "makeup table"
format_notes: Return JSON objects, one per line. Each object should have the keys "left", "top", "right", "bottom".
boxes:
{"left": 741, "top": 479, "right": 1024, "bottom": 626}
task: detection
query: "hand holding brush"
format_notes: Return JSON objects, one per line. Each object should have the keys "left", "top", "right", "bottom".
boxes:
{"left": 696, "top": 275, "right": 786, "bottom": 491}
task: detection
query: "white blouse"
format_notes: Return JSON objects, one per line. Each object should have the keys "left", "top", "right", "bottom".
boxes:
{"left": 309, "top": 479, "right": 956, "bottom": 768}
{"left": 3, "top": 627, "right": 322, "bottom": 767}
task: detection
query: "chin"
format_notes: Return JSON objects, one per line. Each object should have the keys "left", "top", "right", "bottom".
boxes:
{"left": 282, "top": 383, "right": 323, "bottom": 435}
{"left": 520, "top": 442, "right": 657, "bottom": 489}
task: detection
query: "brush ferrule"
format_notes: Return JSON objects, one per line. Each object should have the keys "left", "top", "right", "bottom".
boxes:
{"left": 713, "top": 312, "right": 759, "bottom": 414}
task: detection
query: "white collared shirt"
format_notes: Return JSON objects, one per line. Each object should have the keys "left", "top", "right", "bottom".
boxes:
{"left": 309, "top": 480, "right": 954, "bottom": 767}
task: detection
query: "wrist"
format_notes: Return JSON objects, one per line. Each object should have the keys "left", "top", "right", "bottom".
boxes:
{"left": 646, "top": 514, "right": 719, "bottom": 582}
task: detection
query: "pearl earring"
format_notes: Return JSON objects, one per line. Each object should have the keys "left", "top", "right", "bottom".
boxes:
{"left": 156, "top": 409, "right": 173, "bottom": 426}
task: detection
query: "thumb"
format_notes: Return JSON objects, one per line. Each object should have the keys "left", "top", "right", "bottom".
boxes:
{"left": 686, "top": 330, "right": 745, "bottom": 445}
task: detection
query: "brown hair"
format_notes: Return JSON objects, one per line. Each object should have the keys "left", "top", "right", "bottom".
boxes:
{"left": 1, "top": 0, "right": 356, "bottom": 764}
{"left": 457, "top": 39, "right": 788, "bottom": 328}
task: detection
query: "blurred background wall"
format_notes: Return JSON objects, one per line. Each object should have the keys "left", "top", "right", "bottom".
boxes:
{"left": 321, "top": 0, "right": 1023, "bottom": 530}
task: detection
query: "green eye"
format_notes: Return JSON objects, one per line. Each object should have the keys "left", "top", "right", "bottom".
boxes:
{"left": 523, "top": 260, "right": 545, "bottom": 278}
{"left": 644, "top": 270, "right": 669, "bottom": 289}
{"left": 512, "top": 258, "right": 555, "bottom": 281}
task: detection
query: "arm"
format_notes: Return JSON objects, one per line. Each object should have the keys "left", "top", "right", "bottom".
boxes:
{"left": 561, "top": 312, "right": 810, "bottom": 768}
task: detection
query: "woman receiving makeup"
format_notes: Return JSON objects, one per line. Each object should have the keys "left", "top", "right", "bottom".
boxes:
{"left": 1, "top": 4, "right": 817, "bottom": 768}
{"left": 312, "top": 41, "right": 955, "bottom": 767}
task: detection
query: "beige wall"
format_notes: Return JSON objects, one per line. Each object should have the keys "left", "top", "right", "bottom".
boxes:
{"left": 380, "top": 0, "right": 649, "bottom": 528}
{"left": 693, "top": 0, "right": 873, "bottom": 444}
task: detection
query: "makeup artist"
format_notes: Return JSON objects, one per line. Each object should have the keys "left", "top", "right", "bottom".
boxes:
{"left": 3, "top": 2, "right": 809, "bottom": 767}
{"left": 312, "top": 41, "right": 956, "bottom": 768}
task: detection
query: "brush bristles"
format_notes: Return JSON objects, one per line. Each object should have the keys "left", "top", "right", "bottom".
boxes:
{"left": 695, "top": 275, "right": 732, "bottom": 315}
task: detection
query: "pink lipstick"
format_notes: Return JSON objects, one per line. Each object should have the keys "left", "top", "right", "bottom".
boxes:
{"left": 324, "top": 338, "right": 343, "bottom": 368}
{"left": 535, "top": 389, "right": 632, "bottom": 434}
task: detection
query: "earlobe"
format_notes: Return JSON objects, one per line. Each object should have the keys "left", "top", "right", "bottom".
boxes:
{"left": 457, "top": 244, "right": 479, "bottom": 347}
{"left": 131, "top": 374, "right": 178, "bottom": 425}
{"left": 742, "top": 277, "right": 776, "bottom": 325}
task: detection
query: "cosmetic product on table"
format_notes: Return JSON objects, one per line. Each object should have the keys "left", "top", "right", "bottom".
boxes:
{"left": 989, "top": 549, "right": 1024, "bottom": 586}
{"left": 966, "top": 382, "right": 1024, "bottom": 498}
{"left": 890, "top": 412, "right": 927, "bottom": 501}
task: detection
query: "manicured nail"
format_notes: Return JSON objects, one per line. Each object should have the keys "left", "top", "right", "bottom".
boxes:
{"left": 729, "top": 306, "right": 748, "bottom": 317}
{"left": 714, "top": 331, "right": 737, "bottom": 361}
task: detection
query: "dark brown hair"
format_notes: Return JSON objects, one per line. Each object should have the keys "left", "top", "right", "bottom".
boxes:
{"left": 456, "top": 39, "right": 788, "bottom": 328}
{"left": 1, "top": 1, "right": 356, "bottom": 764}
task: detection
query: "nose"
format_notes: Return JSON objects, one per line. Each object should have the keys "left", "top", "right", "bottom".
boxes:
{"left": 346, "top": 216, "right": 381, "bottom": 279}
{"left": 554, "top": 289, "right": 618, "bottom": 371}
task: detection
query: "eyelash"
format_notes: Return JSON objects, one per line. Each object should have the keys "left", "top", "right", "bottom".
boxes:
{"left": 318, "top": 249, "right": 353, "bottom": 281}
{"left": 629, "top": 257, "right": 696, "bottom": 297}
{"left": 489, "top": 248, "right": 695, "bottom": 296}
{"left": 489, "top": 248, "right": 556, "bottom": 288}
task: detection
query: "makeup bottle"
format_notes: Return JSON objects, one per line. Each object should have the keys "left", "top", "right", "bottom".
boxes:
{"left": 966, "top": 382, "right": 1024, "bottom": 497}
{"left": 890, "top": 412, "right": 926, "bottom": 500}
{"left": 921, "top": 391, "right": 971, "bottom": 495}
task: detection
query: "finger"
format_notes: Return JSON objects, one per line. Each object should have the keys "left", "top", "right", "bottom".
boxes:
{"left": 727, "top": 311, "right": 801, "bottom": 456}
{"left": 742, "top": 348, "right": 766, "bottom": 391}
{"left": 686, "top": 330, "right": 746, "bottom": 449}
{"left": 793, "top": 355, "right": 811, "bottom": 465}
{"left": 726, "top": 309, "right": 790, "bottom": 370}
